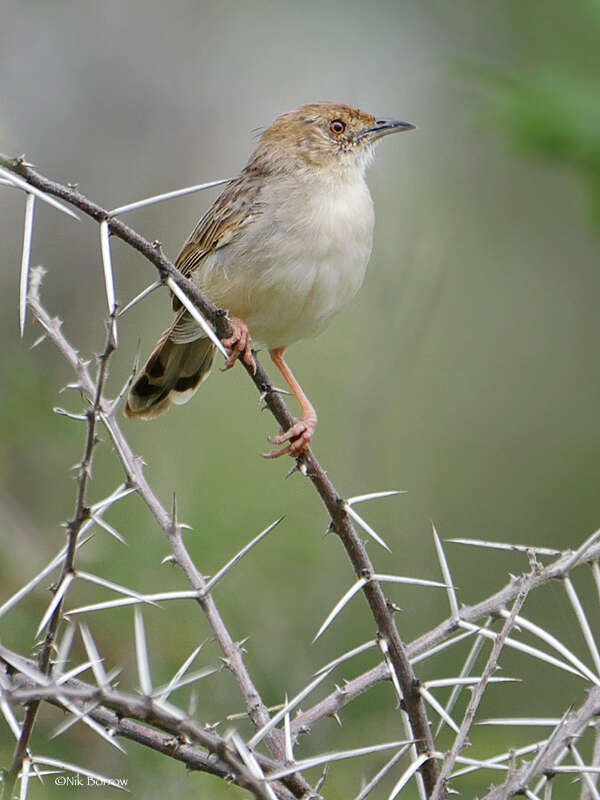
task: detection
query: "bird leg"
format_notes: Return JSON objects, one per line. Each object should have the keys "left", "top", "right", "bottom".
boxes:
{"left": 221, "top": 316, "right": 256, "bottom": 373}
{"left": 263, "top": 347, "right": 317, "bottom": 458}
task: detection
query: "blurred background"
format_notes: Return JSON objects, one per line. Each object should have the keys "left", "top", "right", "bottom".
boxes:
{"left": 1, "top": 1, "right": 599, "bottom": 797}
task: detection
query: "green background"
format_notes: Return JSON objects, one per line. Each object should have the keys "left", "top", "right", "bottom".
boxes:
{"left": 1, "top": 1, "right": 599, "bottom": 797}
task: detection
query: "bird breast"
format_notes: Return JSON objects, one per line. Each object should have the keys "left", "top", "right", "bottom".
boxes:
{"left": 198, "top": 169, "right": 375, "bottom": 348}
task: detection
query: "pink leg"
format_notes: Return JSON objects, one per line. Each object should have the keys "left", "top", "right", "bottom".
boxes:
{"left": 263, "top": 347, "right": 317, "bottom": 459}
{"left": 221, "top": 316, "right": 256, "bottom": 374}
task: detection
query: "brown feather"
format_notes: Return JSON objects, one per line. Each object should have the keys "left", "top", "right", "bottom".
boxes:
{"left": 126, "top": 101, "right": 393, "bottom": 423}
{"left": 125, "top": 327, "right": 215, "bottom": 419}
{"left": 171, "top": 172, "right": 265, "bottom": 310}
{"left": 127, "top": 172, "right": 265, "bottom": 414}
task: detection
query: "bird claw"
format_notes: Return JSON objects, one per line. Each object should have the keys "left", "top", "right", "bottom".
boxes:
{"left": 220, "top": 317, "right": 256, "bottom": 374}
{"left": 262, "top": 416, "right": 316, "bottom": 459}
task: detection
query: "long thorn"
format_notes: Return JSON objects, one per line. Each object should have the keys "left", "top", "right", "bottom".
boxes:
{"left": 0, "top": 166, "right": 79, "bottom": 219}
{"left": 19, "top": 193, "right": 36, "bottom": 337}
{"left": 202, "top": 517, "right": 284, "bottom": 595}
{"left": 108, "top": 178, "right": 232, "bottom": 216}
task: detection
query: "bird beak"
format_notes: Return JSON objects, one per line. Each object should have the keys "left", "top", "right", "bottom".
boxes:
{"left": 357, "top": 118, "right": 417, "bottom": 142}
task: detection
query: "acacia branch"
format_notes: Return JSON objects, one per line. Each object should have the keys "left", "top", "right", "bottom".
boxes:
{"left": 581, "top": 722, "right": 600, "bottom": 800}
{"left": 1, "top": 153, "right": 440, "bottom": 794}
{"left": 431, "top": 571, "right": 533, "bottom": 799}
{"left": 25, "top": 275, "right": 313, "bottom": 800}
{"left": 1, "top": 313, "right": 116, "bottom": 800}
{"left": 479, "top": 686, "right": 600, "bottom": 800}
{"left": 292, "top": 543, "right": 600, "bottom": 735}
{"left": 0, "top": 653, "right": 297, "bottom": 800}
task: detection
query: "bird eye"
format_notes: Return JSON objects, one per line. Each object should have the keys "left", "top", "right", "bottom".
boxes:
{"left": 329, "top": 119, "right": 346, "bottom": 135}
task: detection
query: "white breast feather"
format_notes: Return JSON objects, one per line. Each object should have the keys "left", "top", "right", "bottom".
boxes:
{"left": 195, "top": 167, "right": 375, "bottom": 348}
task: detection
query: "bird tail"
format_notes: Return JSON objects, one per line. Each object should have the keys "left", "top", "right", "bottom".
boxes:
{"left": 125, "top": 313, "right": 216, "bottom": 420}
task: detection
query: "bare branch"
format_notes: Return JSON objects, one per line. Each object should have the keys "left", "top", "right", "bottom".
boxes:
{"left": 294, "top": 542, "right": 600, "bottom": 737}
{"left": 2, "top": 296, "right": 116, "bottom": 799}
{"left": 10, "top": 151, "right": 600, "bottom": 799}
{"left": 0, "top": 649, "right": 300, "bottom": 800}
{"left": 431, "top": 571, "right": 533, "bottom": 798}
{"left": 25, "top": 274, "right": 315, "bottom": 799}
{"left": 479, "top": 687, "right": 600, "bottom": 799}
{"left": 581, "top": 723, "right": 600, "bottom": 800}
{"left": 1, "top": 149, "right": 444, "bottom": 792}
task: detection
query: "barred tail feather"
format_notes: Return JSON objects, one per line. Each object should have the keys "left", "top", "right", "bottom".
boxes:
{"left": 125, "top": 335, "right": 216, "bottom": 420}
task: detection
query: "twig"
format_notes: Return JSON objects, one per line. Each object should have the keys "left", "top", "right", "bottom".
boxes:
{"left": 2, "top": 152, "right": 441, "bottom": 794}
{"left": 292, "top": 541, "right": 600, "bottom": 737}
{"left": 430, "top": 571, "right": 533, "bottom": 798}
{"left": 26, "top": 273, "right": 314, "bottom": 800}
{"left": 0, "top": 656, "right": 298, "bottom": 800}
{"left": 581, "top": 723, "right": 600, "bottom": 800}
{"left": 1, "top": 305, "right": 116, "bottom": 800}
{"left": 479, "top": 687, "right": 600, "bottom": 799}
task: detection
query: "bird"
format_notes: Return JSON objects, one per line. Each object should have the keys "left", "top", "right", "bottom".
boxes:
{"left": 125, "top": 102, "right": 415, "bottom": 457}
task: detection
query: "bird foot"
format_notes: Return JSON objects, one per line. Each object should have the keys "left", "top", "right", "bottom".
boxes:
{"left": 262, "top": 414, "right": 317, "bottom": 459}
{"left": 221, "top": 317, "right": 256, "bottom": 373}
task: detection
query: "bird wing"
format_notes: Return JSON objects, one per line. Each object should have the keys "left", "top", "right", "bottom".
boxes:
{"left": 175, "top": 173, "right": 264, "bottom": 278}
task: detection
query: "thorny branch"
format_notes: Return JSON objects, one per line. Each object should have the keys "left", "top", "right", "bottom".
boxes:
{"left": 581, "top": 722, "right": 600, "bottom": 800}
{"left": 1, "top": 310, "right": 116, "bottom": 800}
{"left": 0, "top": 654, "right": 298, "bottom": 800}
{"left": 4, "top": 634, "right": 600, "bottom": 799}
{"left": 430, "top": 570, "right": 533, "bottom": 799}
{"left": 292, "top": 541, "right": 600, "bottom": 736}
{"left": 8, "top": 154, "right": 600, "bottom": 799}
{"left": 478, "top": 686, "right": 600, "bottom": 800}
{"left": 0, "top": 153, "right": 440, "bottom": 794}
{"left": 25, "top": 272, "right": 314, "bottom": 800}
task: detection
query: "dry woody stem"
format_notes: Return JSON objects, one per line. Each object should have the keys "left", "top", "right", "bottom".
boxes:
{"left": 0, "top": 151, "right": 441, "bottom": 795}
{"left": 2, "top": 314, "right": 116, "bottom": 800}
{"left": 22, "top": 278, "right": 313, "bottom": 800}
{"left": 7, "top": 153, "right": 600, "bottom": 800}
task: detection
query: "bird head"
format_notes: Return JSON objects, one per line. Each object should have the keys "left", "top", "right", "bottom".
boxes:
{"left": 251, "top": 102, "right": 416, "bottom": 176}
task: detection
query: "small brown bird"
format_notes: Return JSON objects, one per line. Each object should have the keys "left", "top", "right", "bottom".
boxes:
{"left": 125, "top": 102, "right": 415, "bottom": 456}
